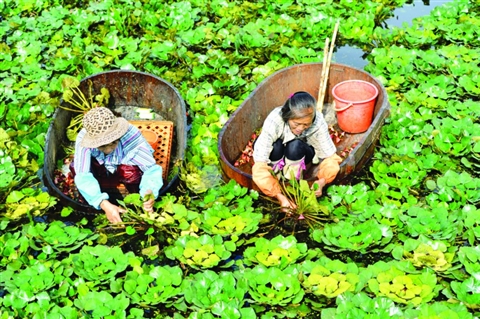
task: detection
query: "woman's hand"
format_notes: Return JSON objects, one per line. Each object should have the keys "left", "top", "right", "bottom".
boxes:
{"left": 275, "top": 193, "right": 297, "bottom": 213}
{"left": 312, "top": 178, "right": 326, "bottom": 197}
{"left": 143, "top": 190, "right": 155, "bottom": 213}
{"left": 100, "top": 200, "right": 125, "bottom": 224}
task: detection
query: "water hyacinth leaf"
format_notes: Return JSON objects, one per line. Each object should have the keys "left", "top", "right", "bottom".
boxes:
{"left": 404, "top": 301, "right": 475, "bottom": 319}
{"left": 244, "top": 265, "right": 304, "bottom": 306}
{"left": 25, "top": 220, "right": 98, "bottom": 253}
{"left": 457, "top": 246, "right": 480, "bottom": 277}
{"left": 243, "top": 235, "right": 308, "bottom": 268}
{"left": 367, "top": 263, "right": 440, "bottom": 306}
{"left": 73, "top": 291, "right": 130, "bottom": 317}
{"left": 122, "top": 265, "right": 183, "bottom": 305}
{"left": 183, "top": 270, "right": 247, "bottom": 310}
{"left": 164, "top": 234, "right": 235, "bottom": 269}
{"left": 200, "top": 201, "right": 263, "bottom": 236}
{"left": 450, "top": 277, "right": 480, "bottom": 309}
{"left": 401, "top": 205, "right": 460, "bottom": 241}
{"left": 321, "top": 291, "right": 405, "bottom": 318}
{"left": 312, "top": 219, "right": 393, "bottom": 253}
{"left": 71, "top": 245, "right": 136, "bottom": 282}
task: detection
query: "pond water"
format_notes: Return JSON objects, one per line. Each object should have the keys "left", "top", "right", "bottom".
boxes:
{"left": 335, "top": 0, "right": 453, "bottom": 69}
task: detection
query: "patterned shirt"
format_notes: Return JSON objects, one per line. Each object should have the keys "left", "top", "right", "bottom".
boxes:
{"left": 74, "top": 124, "right": 163, "bottom": 209}
{"left": 253, "top": 106, "right": 337, "bottom": 164}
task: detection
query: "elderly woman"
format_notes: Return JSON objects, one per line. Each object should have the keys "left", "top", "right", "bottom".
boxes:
{"left": 72, "top": 107, "right": 163, "bottom": 223}
{"left": 252, "top": 91, "right": 342, "bottom": 210}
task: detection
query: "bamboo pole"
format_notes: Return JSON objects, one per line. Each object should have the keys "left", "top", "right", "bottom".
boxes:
{"left": 317, "top": 37, "right": 329, "bottom": 110}
{"left": 317, "top": 20, "right": 340, "bottom": 113}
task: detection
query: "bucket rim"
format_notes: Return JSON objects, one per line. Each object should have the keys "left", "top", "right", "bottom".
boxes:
{"left": 332, "top": 80, "right": 379, "bottom": 104}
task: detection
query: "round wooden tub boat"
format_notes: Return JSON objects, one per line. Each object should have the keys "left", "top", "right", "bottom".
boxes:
{"left": 218, "top": 62, "right": 391, "bottom": 191}
{"left": 43, "top": 70, "right": 187, "bottom": 214}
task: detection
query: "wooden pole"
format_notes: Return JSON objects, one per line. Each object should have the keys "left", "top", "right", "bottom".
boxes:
{"left": 317, "top": 20, "right": 340, "bottom": 113}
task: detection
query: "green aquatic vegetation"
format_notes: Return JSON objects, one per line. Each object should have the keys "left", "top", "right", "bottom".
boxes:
{"left": 25, "top": 220, "right": 99, "bottom": 254}
{"left": 430, "top": 117, "right": 480, "bottom": 164}
{"left": 400, "top": 205, "right": 461, "bottom": 242}
{"left": 404, "top": 302, "right": 476, "bottom": 319}
{"left": 194, "top": 179, "right": 253, "bottom": 208}
{"left": 320, "top": 291, "right": 405, "bottom": 319}
{"left": 457, "top": 246, "right": 480, "bottom": 277}
{"left": 312, "top": 219, "right": 394, "bottom": 254}
{"left": 0, "top": 259, "right": 70, "bottom": 315}
{"left": 428, "top": 170, "right": 480, "bottom": 205}
{"left": 200, "top": 202, "right": 263, "bottom": 236}
{"left": 73, "top": 290, "right": 130, "bottom": 318}
{"left": 392, "top": 237, "right": 456, "bottom": 272}
{"left": 182, "top": 271, "right": 248, "bottom": 314}
{"left": 450, "top": 277, "right": 480, "bottom": 310}
{"left": 243, "top": 235, "right": 309, "bottom": 269}
{"left": 324, "top": 184, "right": 407, "bottom": 229}
{"left": 367, "top": 262, "right": 439, "bottom": 306}
{"left": 0, "top": 230, "right": 31, "bottom": 266}
{"left": 243, "top": 264, "right": 304, "bottom": 307}
{"left": 371, "top": 160, "right": 427, "bottom": 193}
{"left": 178, "top": 161, "right": 223, "bottom": 194}
{"left": 0, "top": 137, "right": 43, "bottom": 199}
{"left": 119, "top": 264, "right": 183, "bottom": 306}
{"left": 164, "top": 234, "right": 236, "bottom": 269}
{"left": 4, "top": 187, "right": 57, "bottom": 221}
{"left": 299, "top": 260, "right": 360, "bottom": 298}
{"left": 70, "top": 245, "right": 136, "bottom": 282}
{"left": 118, "top": 193, "right": 200, "bottom": 240}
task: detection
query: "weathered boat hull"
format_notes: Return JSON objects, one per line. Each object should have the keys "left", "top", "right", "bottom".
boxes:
{"left": 43, "top": 70, "right": 187, "bottom": 214}
{"left": 218, "top": 63, "right": 390, "bottom": 190}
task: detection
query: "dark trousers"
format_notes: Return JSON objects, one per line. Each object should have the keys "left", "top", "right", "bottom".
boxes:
{"left": 70, "top": 158, "right": 143, "bottom": 193}
{"left": 269, "top": 139, "right": 315, "bottom": 163}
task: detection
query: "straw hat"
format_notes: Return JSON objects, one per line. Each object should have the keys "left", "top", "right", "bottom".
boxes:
{"left": 80, "top": 107, "right": 129, "bottom": 148}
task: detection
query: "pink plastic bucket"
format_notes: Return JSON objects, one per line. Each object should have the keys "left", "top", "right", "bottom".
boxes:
{"left": 332, "top": 80, "right": 378, "bottom": 133}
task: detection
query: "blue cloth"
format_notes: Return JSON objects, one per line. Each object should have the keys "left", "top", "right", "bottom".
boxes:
{"left": 73, "top": 124, "right": 163, "bottom": 209}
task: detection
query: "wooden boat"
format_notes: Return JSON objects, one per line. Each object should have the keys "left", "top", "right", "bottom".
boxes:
{"left": 218, "top": 62, "right": 391, "bottom": 191}
{"left": 43, "top": 70, "right": 187, "bottom": 214}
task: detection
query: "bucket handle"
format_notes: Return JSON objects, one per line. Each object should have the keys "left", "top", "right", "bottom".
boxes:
{"left": 333, "top": 100, "right": 354, "bottom": 112}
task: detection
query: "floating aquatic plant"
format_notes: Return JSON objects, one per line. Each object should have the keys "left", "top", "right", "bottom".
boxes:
{"left": 299, "top": 260, "right": 360, "bottom": 299}
{"left": 243, "top": 265, "right": 304, "bottom": 307}
{"left": 164, "top": 234, "right": 236, "bottom": 270}
{"left": 392, "top": 237, "right": 456, "bottom": 273}
{"left": 243, "top": 235, "right": 309, "bottom": 269}
{"left": 367, "top": 262, "right": 440, "bottom": 306}
{"left": 312, "top": 219, "right": 394, "bottom": 254}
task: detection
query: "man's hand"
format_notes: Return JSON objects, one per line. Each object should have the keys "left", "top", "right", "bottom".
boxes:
{"left": 275, "top": 192, "right": 297, "bottom": 213}
{"left": 312, "top": 178, "right": 326, "bottom": 197}
{"left": 143, "top": 190, "right": 155, "bottom": 213}
{"left": 100, "top": 200, "right": 125, "bottom": 224}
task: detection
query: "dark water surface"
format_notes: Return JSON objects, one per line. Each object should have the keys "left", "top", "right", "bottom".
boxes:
{"left": 335, "top": 0, "right": 453, "bottom": 69}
